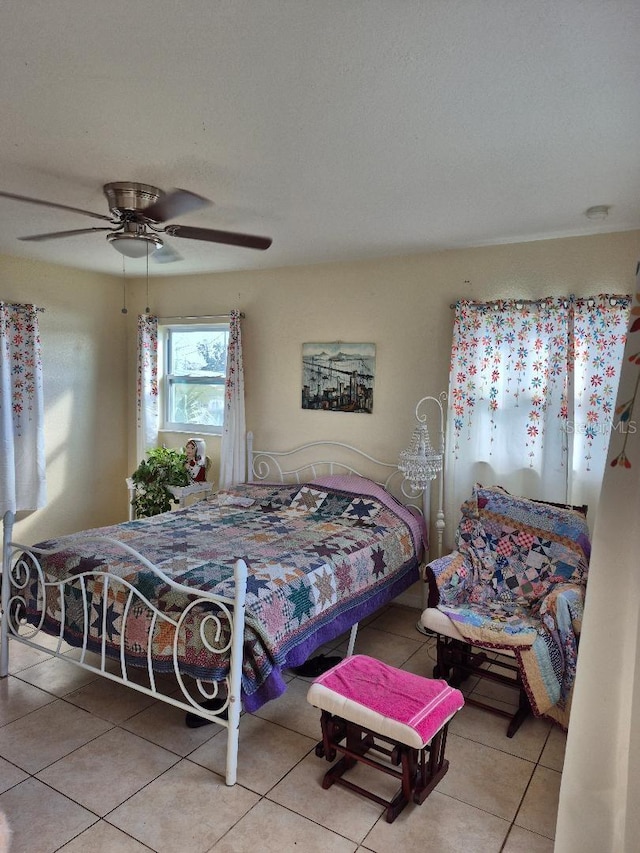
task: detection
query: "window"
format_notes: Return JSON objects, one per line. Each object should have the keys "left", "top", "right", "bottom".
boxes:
{"left": 446, "top": 295, "right": 630, "bottom": 527}
{"left": 160, "top": 323, "right": 229, "bottom": 434}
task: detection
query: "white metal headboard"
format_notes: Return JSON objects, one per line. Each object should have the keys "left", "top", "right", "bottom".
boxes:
{"left": 245, "top": 391, "right": 448, "bottom": 562}
{"left": 245, "top": 431, "right": 435, "bottom": 542}
{"left": 247, "top": 434, "right": 396, "bottom": 487}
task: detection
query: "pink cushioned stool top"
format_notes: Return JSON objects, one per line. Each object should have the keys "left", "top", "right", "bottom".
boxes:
{"left": 312, "top": 654, "right": 464, "bottom": 746}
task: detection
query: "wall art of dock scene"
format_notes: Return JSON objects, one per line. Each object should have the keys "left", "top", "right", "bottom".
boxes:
{"left": 302, "top": 342, "right": 376, "bottom": 412}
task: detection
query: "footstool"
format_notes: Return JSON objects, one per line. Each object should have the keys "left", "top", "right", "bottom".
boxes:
{"left": 307, "top": 654, "right": 464, "bottom": 823}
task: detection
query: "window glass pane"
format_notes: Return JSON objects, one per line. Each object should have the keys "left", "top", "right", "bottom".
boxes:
{"left": 170, "top": 381, "right": 225, "bottom": 427}
{"left": 169, "top": 329, "right": 228, "bottom": 376}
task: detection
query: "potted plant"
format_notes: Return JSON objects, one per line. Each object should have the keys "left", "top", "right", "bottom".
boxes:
{"left": 130, "top": 446, "right": 190, "bottom": 518}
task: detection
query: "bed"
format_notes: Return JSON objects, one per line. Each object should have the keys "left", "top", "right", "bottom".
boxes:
{"left": 1, "top": 432, "right": 431, "bottom": 786}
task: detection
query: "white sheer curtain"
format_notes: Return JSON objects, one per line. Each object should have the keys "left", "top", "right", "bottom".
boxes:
{"left": 445, "top": 295, "right": 630, "bottom": 536}
{"left": 219, "top": 309, "right": 246, "bottom": 488}
{"left": 136, "top": 314, "right": 158, "bottom": 464}
{"left": 555, "top": 266, "right": 640, "bottom": 851}
{"left": 0, "top": 302, "right": 46, "bottom": 514}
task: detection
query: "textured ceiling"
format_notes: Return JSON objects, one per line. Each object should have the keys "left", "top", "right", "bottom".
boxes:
{"left": 1, "top": 0, "right": 639, "bottom": 277}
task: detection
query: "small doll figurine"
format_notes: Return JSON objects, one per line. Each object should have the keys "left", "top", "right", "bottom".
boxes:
{"left": 185, "top": 438, "right": 207, "bottom": 482}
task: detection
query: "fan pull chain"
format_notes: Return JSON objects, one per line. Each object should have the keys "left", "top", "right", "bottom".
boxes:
{"left": 121, "top": 256, "right": 128, "bottom": 314}
{"left": 145, "top": 243, "right": 151, "bottom": 314}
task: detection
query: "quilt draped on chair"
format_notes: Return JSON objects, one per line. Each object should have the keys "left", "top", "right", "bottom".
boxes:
{"left": 219, "top": 309, "right": 246, "bottom": 488}
{"left": 136, "top": 313, "right": 158, "bottom": 464}
{"left": 430, "top": 485, "right": 590, "bottom": 729}
{"left": 0, "top": 302, "right": 46, "bottom": 514}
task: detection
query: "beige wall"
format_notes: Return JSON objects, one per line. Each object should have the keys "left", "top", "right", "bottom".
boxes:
{"left": 2, "top": 228, "right": 639, "bottom": 544}
{"left": 126, "top": 230, "right": 640, "bottom": 486}
{"left": 0, "top": 254, "right": 128, "bottom": 542}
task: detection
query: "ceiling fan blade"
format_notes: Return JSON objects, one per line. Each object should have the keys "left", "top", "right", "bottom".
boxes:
{"left": 152, "top": 241, "right": 183, "bottom": 263}
{"left": 0, "top": 190, "right": 113, "bottom": 222}
{"left": 19, "top": 227, "right": 117, "bottom": 242}
{"left": 165, "top": 224, "right": 272, "bottom": 250}
{"left": 143, "top": 188, "right": 211, "bottom": 223}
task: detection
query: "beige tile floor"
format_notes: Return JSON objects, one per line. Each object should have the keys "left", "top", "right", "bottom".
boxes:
{"left": 0, "top": 604, "right": 563, "bottom": 853}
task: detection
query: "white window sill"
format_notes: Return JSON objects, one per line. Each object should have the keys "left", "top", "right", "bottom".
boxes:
{"left": 158, "top": 429, "right": 222, "bottom": 438}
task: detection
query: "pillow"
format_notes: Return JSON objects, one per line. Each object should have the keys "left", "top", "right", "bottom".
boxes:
{"left": 311, "top": 474, "right": 427, "bottom": 557}
{"left": 472, "top": 484, "right": 588, "bottom": 517}
{"left": 310, "top": 474, "right": 383, "bottom": 497}
{"left": 455, "top": 484, "right": 591, "bottom": 605}
{"left": 530, "top": 497, "right": 588, "bottom": 516}
{"left": 474, "top": 485, "right": 590, "bottom": 558}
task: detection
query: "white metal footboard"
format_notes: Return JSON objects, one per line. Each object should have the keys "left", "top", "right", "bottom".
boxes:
{"left": 1, "top": 510, "right": 247, "bottom": 786}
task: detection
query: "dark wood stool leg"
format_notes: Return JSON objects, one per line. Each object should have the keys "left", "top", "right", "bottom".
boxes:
{"left": 322, "top": 719, "right": 369, "bottom": 788}
{"left": 314, "top": 712, "right": 454, "bottom": 823}
{"left": 413, "top": 725, "right": 451, "bottom": 805}
{"left": 315, "top": 709, "right": 345, "bottom": 759}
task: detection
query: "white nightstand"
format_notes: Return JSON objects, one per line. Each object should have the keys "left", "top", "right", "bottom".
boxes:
{"left": 126, "top": 478, "right": 214, "bottom": 521}
{"left": 168, "top": 481, "right": 215, "bottom": 506}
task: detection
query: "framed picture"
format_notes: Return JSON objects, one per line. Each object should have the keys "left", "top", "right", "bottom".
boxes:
{"left": 302, "top": 342, "right": 375, "bottom": 412}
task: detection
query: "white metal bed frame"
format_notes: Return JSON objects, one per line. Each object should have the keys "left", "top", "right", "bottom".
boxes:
{"left": 246, "top": 431, "right": 430, "bottom": 516}
{"left": 1, "top": 432, "right": 436, "bottom": 787}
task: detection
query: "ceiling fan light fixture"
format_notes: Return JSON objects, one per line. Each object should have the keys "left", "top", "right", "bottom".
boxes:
{"left": 107, "top": 231, "right": 164, "bottom": 258}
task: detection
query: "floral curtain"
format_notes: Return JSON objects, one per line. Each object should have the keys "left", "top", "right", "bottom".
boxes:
{"left": 136, "top": 314, "right": 158, "bottom": 464}
{"left": 445, "top": 295, "right": 630, "bottom": 533}
{"left": 0, "top": 302, "right": 46, "bottom": 514}
{"left": 556, "top": 266, "right": 640, "bottom": 852}
{"left": 218, "top": 309, "right": 246, "bottom": 488}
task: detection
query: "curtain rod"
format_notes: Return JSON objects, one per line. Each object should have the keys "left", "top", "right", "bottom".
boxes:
{"left": 158, "top": 312, "right": 245, "bottom": 321}
{"left": 449, "top": 297, "right": 559, "bottom": 309}
{"left": 449, "top": 295, "right": 629, "bottom": 309}
{"left": 1, "top": 302, "right": 45, "bottom": 312}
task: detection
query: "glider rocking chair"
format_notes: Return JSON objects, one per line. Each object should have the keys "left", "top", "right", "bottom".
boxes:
{"left": 421, "top": 485, "right": 590, "bottom": 736}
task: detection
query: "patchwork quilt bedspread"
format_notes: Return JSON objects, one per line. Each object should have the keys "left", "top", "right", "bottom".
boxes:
{"left": 23, "top": 479, "right": 423, "bottom": 710}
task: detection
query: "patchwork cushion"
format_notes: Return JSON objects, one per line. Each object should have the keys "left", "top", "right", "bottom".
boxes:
{"left": 455, "top": 485, "right": 590, "bottom": 606}
{"left": 435, "top": 600, "right": 540, "bottom": 647}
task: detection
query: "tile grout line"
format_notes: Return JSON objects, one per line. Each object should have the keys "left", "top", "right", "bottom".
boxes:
{"left": 0, "top": 605, "right": 565, "bottom": 852}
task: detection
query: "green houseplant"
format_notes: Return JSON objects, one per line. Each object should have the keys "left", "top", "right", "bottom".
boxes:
{"left": 130, "top": 446, "right": 190, "bottom": 518}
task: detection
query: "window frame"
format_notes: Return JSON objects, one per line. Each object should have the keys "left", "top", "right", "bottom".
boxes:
{"left": 159, "top": 321, "right": 229, "bottom": 435}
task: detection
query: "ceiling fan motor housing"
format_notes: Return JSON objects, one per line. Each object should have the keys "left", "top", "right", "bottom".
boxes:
{"left": 103, "top": 182, "right": 164, "bottom": 220}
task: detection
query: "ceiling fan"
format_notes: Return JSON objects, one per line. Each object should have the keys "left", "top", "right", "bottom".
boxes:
{"left": 0, "top": 182, "right": 272, "bottom": 263}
